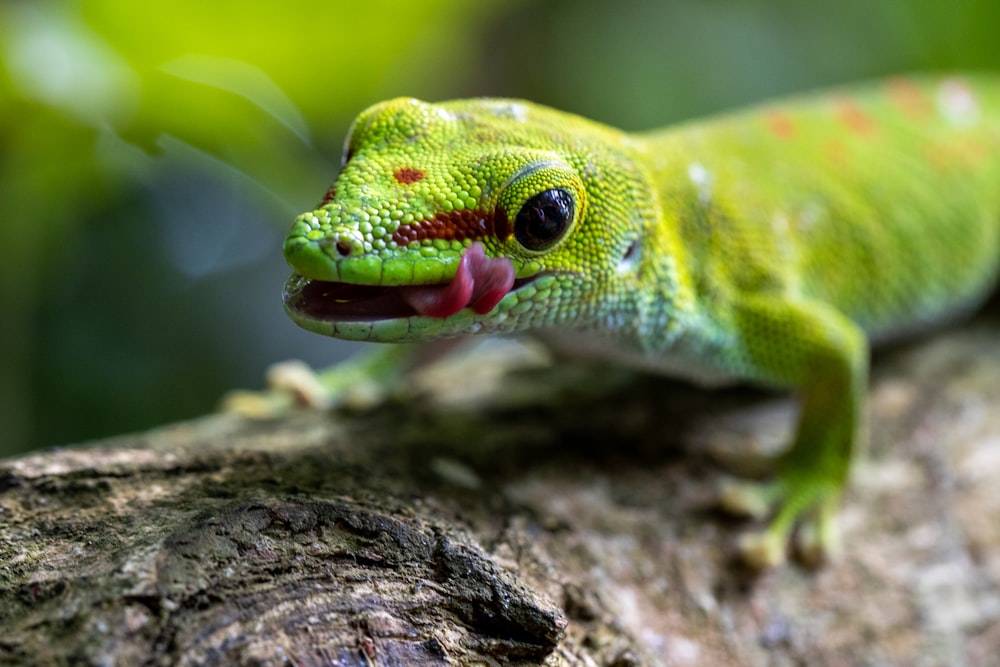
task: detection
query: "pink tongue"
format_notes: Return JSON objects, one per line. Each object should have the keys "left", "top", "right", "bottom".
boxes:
{"left": 400, "top": 242, "right": 516, "bottom": 319}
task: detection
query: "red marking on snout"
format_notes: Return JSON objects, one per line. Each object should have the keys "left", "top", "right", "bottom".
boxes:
{"left": 392, "top": 209, "right": 510, "bottom": 246}
{"left": 394, "top": 167, "right": 425, "bottom": 184}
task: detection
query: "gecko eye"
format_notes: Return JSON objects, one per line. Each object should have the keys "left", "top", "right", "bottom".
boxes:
{"left": 513, "top": 189, "right": 575, "bottom": 251}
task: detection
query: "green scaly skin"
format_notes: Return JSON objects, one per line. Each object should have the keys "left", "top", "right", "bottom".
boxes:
{"left": 282, "top": 75, "right": 1000, "bottom": 567}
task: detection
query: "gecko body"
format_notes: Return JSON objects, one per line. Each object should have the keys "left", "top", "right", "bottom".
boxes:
{"left": 283, "top": 75, "right": 1000, "bottom": 566}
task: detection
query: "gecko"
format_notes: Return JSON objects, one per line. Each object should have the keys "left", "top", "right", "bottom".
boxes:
{"left": 280, "top": 75, "right": 1000, "bottom": 567}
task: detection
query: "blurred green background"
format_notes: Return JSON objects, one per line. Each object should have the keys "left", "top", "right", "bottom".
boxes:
{"left": 2, "top": 0, "right": 998, "bottom": 456}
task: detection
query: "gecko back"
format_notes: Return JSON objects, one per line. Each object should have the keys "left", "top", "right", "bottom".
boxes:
{"left": 637, "top": 75, "right": 1000, "bottom": 344}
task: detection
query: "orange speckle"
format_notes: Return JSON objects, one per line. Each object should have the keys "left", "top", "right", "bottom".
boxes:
{"left": 766, "top": 111, "right": 795, "bottom": 140}
{"left": 394, "top": 167, "right": 425, "bottom": 184}
{"left": 884, "top": 76, "right": 930, "bottom": 119}
{"left": 835, "top": 97, "right": 877, "bottom": 135}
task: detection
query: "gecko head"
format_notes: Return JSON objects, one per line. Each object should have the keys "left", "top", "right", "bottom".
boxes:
{"left": 283, "top": 97, "right": 653, "bottom": 342}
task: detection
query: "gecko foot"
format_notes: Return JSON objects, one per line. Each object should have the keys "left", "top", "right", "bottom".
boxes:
{"left": 719, "top": 477, "right": 842, "bottom": 569}
{"left": 221, "top": 345, "right": 421, "bottom": 419}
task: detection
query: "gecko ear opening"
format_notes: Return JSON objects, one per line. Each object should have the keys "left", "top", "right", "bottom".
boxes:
{"left": 617, "top": 239, "right": 641, "bottom": 274}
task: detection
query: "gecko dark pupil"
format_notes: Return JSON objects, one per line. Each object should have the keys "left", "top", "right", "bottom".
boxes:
{"left": 513, "top": 189, "right": 574, "bottom": 251}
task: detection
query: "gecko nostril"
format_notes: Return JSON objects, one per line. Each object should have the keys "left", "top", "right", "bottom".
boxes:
{"left": 325, "top": 227, "right": 364, "bottom": 258}
{"left": 335, "top": 239, "right": 354, "bottom": 257}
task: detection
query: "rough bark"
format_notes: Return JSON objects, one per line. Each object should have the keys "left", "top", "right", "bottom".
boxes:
{"left": 2, "top": 313, "right": 1000, "bottom": 666}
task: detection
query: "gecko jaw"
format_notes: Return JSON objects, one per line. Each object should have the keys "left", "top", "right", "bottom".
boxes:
{"left": 283, "top": 242, "right": 532, "bottom": 324}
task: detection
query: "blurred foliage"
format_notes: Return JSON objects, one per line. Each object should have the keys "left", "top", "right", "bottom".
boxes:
{"left": 486, "top": 0, "right": 1000, "bottom": 127}
{"left": 0, "top": 0, "right": 997, "bottom": 456}
{"left": 0, "top": 0, "right": 515, "bottom": 454}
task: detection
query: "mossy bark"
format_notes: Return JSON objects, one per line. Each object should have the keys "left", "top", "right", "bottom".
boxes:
{"left": 2, "top": 314, "right": 1000, "bottom": 666}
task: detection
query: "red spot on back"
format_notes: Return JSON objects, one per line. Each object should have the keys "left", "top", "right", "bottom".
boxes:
{"left": 885, "top": 77, "right": 930, "bottom": 119}
{"left": 392, "top": 209, "right": 510, "bottom": 246}
{"left": 765, "top": 111, "right": 795, "bottom": 140}
{"left": 394, "top": 167, "right": 425, "bottom": 184}
{"left": 835, "top": 97, "right": 877, "bottom": 135}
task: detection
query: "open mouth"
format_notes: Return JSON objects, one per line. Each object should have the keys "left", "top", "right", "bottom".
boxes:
{"left": 284, "top": 242, "right": 530, "bottom": 322}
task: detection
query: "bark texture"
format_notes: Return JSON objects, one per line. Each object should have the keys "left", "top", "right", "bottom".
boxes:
{"left": 2, "top": 314, "right": 1000, "bottom": 666}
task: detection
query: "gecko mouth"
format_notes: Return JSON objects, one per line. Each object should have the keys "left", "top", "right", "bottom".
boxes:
{"left": 284, "top": 242, "right": 527, "bottom": 322}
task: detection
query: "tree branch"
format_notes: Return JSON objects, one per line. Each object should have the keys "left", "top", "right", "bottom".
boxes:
{"left": 3, "top": 318, "right": 1000, "bottom": 665}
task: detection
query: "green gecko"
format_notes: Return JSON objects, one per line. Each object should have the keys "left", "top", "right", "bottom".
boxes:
{"left": 281, "top": 75, "right": 1000, "bottom": 567}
